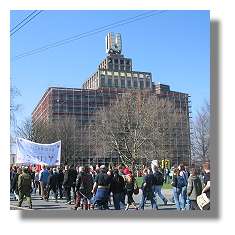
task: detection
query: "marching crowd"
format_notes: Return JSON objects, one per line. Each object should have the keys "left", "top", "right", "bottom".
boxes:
{"left": 10, "top": 162, "right": 210, "bottom": 211}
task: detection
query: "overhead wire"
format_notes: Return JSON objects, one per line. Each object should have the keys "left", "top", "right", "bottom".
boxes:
{"left": 12, "top": 10, "right": 167, "bottom": 61}
{"left": 11, "top": 10, "right": 44, "bottom": 37}
{"left": 10, "top": 10, "right": 38, "bottom": 33}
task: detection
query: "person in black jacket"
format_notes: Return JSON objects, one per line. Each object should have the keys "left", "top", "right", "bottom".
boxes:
{"left": 73, "top": 166, "right": 94, "bottom": 210}
{"left": 57, "top": 168, "right": 64, "bottom": 199}
{"left": 139, "top": 168, "right": 157, "bottom": 210}
{"left": 11, "top": 167, "right": 22, "bottom": 201}
{"left": 152, "top": 165, "right": 168, "bottom": 206}
{"left": 125, "top": 172, "right": 138, "bottom": 210}
{"left": 63, "top": 165, "right": 74, "bottom": 204}
{"left": 110, "top": 169, "right": 125, "bottom": 210}
{"left": 92, "top": 165, "right": 111, "bottom": 210}
{"left": 46, "top": 168, "right": 59, "bottom": 202}
{"left": 69, "top": 165, "right": 78, "bottom": 202}
{"left": 171, "top": 168, "right": 182, "bottom": 210}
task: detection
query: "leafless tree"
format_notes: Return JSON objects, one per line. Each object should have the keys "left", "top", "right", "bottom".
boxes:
{"left": 191, "top": 101, "right": 210, "bottom": 163}
{"left": 91, "top": 92, "right": 180, "bottom": 170}
{"left": 16, "top": 116, "right": 82, "bottom": 164}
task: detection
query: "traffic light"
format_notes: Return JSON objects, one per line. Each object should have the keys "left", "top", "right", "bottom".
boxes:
{"left": 161, "top": 159, "right": 171, "bottom": 169}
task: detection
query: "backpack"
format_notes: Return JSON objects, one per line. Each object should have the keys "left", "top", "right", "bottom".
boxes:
{"left": 20, "top": 174, "right": 32, "bottom": 192}
{"left": 193, "top": 178, "right": 202, "bottom": 196}
{"left": 153, "top": 171, "right": 164, "bottom": 185}
{"left": 177, "top": 175, "right": 186, "bottom": 188}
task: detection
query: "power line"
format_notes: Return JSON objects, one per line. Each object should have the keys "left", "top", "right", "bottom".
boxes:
{"left": 10, "top": 10, "right": 38, "bottom": 32}
{"left": 12, "top": 10, "right": 167, "bottom": 61}
{"left": 11, "top": 10, "right": 44, "bottom": 37}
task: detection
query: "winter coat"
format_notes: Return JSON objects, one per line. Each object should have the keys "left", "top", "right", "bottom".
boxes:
{"left": 47, "top": 173, "right": 59, "bottom": 188}
{"left": 110, "top": 173, "right": 125, "bottom": 194}
{"left": 76, "top": 172, "right": 93, "bottom": 199}
{"left": 18, "top": 173, "right": 32, "bottom": 194}
{"left": 39, "top": 169, "right": 49, "bottom": 184}
{"left": 11, "top": 173, "right": 20, "bottom": 194}
{"left": 63, "top": 169, "right": 76, "bottom": 187}
{"left": 187, "top": 175, "right": 202, "bottom": 200}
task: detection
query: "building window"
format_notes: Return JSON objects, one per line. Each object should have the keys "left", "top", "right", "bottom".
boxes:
{"left": 114, "top": 79, "right": 119, "bottom": 87}
{"left": 146, "top": 80, "right": 150, "bottom": 88}
{"left": 121, "top": 79, "right": 125, "bottom": 88}
{"left": 114, "top": 65, "right": 119, "bottom": 71}
{"left": 108, "top": 78, "right": 112, "bottom": 87}
{"left": 127, "top": 79, "right": 131, "bottom": 88}
{"left": 140, "top": 80, "right": 144, "bottom": 89}
{"left": 101, "top": 75, "right": 105, "bottom": 87}
{"left": 126, "top": 66, "right": 131, "bottom": 72}
{"left": 120, "top": 65, "right": 125, "bottom": 71}
{"left": 133, "top": 78, "right": 138, "bottom": 88}
{"left": 126, "top": 60, "right": 130, "bottom": 65}
{"left": 120, "top": 59, "right": 124, "bottom": 64}
{"left": 114, "top": 59, "right": 118, "bottom": 64}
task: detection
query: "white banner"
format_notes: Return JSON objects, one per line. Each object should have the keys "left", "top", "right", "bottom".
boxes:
{"left": 16, "top": 138, "right": 61, "bottom": 166}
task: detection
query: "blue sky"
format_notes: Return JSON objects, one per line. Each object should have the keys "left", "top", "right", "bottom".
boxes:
{"left": 10, "top": 10, "right": 210, "bottom": 124}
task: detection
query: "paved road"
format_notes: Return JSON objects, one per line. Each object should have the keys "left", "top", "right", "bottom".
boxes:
{"left": 10, "top": 189, "right": 177, "bottom": 211}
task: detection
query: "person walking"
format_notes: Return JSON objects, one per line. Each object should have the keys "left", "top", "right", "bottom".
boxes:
{"left": 46, "top": 168, "right": 59, "bottom": 202}
{"left": 187, "top": 168, "right": 202, "bottom": 210}
{"left": 139, "top": 168, "right": 157, "bottom": 210}
{"left": 118, "top": 164, "right": 126, "bottom": 208}
{"left": 73, "top": 166, "right": 94, "bottom": 210}
{"left": 201, "top": 162, "right": 210, "bottom": 210}
{"left": 10, "top": 166, "right": 17, "bottom": 195}
{"left": 34, "top": 170, "right": 41, "bottom": 195}
{"left": 92, "top": 165, "right": 111, "bottom": 210}
{"left": 11, "top": 167, "right": 22, "bottom": 201}
{"left": 125, "top": 172, "right": 138, "bottom": 210}
{"left": 57, "top": 168, "right": 64, "bottom": 199}
{"left": 39, "top": 165, "right": 49, "bottom": 200}
{"left": 178, "top": 164, "right": 188, "bottom": 210}
{"left": 18, "top": 167, "right": 32, "bottom": 209}
{"left": 171, "top": 168, "right": 184, "bottom": 211}
{"left": 152, "top": 165, "right": 168, "bottom": 207}
{"left": 69, "top": 165, "right": 78, "bottom": 203}
{"left": 63, "top": 165, "right": 74, "bottom": 204}
{"left": 110, "top": 169, "right": 125, "bottom": 210}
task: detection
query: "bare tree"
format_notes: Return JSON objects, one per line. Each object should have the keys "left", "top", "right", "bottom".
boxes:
{"left": 91, "top": 92, "right": 180, "bottom": 170}
{"left": 191, "top": 101, "right": 210, "bottom": 163}
{"left": 10, "top": 85, "right": 21, "bottom": 129}
{"left": 16, "top": 116, "right": 82, "bottom": 164}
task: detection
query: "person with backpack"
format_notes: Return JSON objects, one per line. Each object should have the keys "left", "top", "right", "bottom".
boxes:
{"left": 187, "top": 168, "right": 202, "bottom": 210}
{"left": 152, "top": 165, "right": 168, "bottom": 206}
{"left": 18, "top": 167, "right": 32, "bottom": 209}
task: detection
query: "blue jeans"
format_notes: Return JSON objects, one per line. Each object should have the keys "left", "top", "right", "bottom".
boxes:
{"left": 172, "top": 187, "right": 181, "bottom": 210}
{"left": 180, "top": 186, "right": 187, "bottom": 210}
{"left": 113, "top": 193, "right": 121, "bottom": 210}
{"left": 139, "top": 190, "right": 157, "bottom": 210}
{"left": 152, "top": 185, "right": 167, "bottom": 205}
